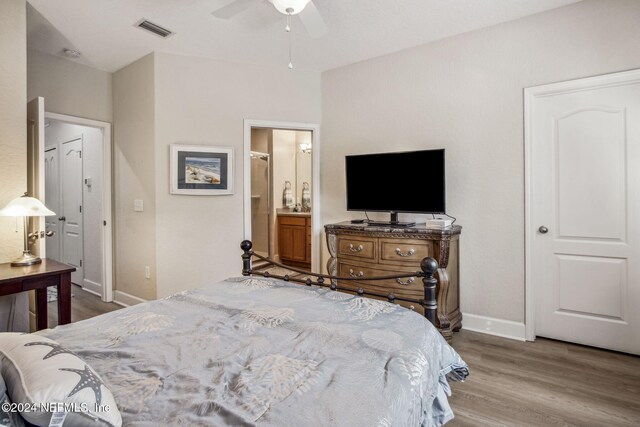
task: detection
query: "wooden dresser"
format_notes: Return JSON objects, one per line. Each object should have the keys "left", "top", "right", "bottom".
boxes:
{"left": 325, "top": 222, "right": 462, "bottom": 340}
{"left": 278, "top": 212, "right": 312, "bottom": 269}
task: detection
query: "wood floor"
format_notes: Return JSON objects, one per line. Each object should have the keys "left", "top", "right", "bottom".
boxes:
{"left": 47, "top": 284, "right": 121, "bottom": 328}
{"left": 448, "top": 330, "right": 640, "bottom": 426}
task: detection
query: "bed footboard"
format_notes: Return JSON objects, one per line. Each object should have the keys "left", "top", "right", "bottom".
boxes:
{"left": 240, "top": 240, "right": 441, "bottom": 332}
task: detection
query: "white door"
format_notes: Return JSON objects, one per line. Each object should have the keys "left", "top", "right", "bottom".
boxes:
{"left": 26, "top": 97, "right": 46, "bottom": 332}
{"left": 61, "top": 137, "right": 84, "bottom": 285}
{"left": 26, "top": 97, "right": 46, "bottom": 259}
{"left": 44, "top": 147, "right": 60, "bottom": 261}
{"left": 528, "top": 70, "right": 640, "bottom": 355}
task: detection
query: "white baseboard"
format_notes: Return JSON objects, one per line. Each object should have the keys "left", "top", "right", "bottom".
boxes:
{"left": 462, "top": 313, "right": 526, "bottom": 341}
{"left": 82, "top": 279, "right": 102, "bottom": 297}
{"left": 82, "top": 287, "right": 101, "bottom": 298}
{"left": 113, "top": 290, "right": 148, "bottom": 307}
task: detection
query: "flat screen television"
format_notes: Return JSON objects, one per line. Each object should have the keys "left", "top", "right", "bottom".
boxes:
{"left": 345, "top": 149, "right": 445, "bottom": 226}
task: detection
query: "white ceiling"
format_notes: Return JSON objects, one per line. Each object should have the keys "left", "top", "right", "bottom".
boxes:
{"left": 27, "top": 0, "right": 582, "bottom": 73}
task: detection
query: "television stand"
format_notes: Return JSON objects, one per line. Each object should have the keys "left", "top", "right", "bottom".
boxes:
{"left": 366, "top": 211, "right": 415, "bottom": 228}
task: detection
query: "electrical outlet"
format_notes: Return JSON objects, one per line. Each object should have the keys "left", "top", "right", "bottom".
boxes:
{"left": 134, "top": 199, "right": 144, "bottom": 212}
{"left": 144, "top": 266, "right": 150, "bottom": 279}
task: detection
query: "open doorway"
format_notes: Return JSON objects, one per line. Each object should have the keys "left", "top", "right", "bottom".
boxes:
{"left": 244, "top": 120, "right": 320, "bottom": 273}
{"left": 43, "top": 112, "right": 113, "bottom": 302}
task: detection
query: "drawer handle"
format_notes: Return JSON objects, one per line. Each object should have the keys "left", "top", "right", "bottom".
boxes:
{"left": 395, "top": 248, "right": 416, "bottom": 257}
{"left": 349, "top": 269, "right": 364, "bottom": 278}
{"left": 348, "top": 244, "right": 364, "bottom": 252}
{"left": 396, "top": 277, "right": 415, "bottom": 286}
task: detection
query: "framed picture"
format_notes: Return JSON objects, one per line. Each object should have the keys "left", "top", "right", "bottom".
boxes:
{"left": 170, "top": 144, "right": 234, "bottom": 195}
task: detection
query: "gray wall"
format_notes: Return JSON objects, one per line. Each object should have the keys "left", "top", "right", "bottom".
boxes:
{"left": 321, "top": 0, "right": 640, "bottom": 323}
{"left": 0, "top": 0, "right": 28, "bottom": 332}
{"left": 111, "top": 52, "right": 321, "bottom": 300}
{"left": 112, "top": 54, "right": 157, "bottom": 301}
{"left": 27, "top": 50, "right": 112, "bottom": 123}
{"left": 153, "top": 52, "right": 321, "bottom": 297}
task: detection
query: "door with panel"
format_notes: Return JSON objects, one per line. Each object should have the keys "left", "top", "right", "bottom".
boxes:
{"left": 529, "top": 70, "right": 640, "bottom": 354}
{"left": 26, "top": 97, "right": 46, "bottom": 332}
{"left": 44, "top": 147, "right": 60, "bottom": 261}
{"left": 26, "top": 97, "right": 46, "bottom": 258}
{"left": 60, "top": 137, "right": 84, "bottom": 285}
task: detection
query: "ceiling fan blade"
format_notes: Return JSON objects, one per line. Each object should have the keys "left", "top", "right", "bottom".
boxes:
{"left": 212, "top": 0, "right": 255, "bottom": 19}
{"left": 298, "top": 0, "right": 327, "bottom": 38}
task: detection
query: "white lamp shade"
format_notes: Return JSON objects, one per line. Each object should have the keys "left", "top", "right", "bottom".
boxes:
{"left": 270, "top": 0, "right": 311, "bottom": 15}
{"left": 0, "top": 196, "right": 55, "bottom": 217}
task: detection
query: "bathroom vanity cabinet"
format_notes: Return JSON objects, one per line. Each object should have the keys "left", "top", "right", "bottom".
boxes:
{"left": 277, "top": 212, "right": 311, "bottom": 269}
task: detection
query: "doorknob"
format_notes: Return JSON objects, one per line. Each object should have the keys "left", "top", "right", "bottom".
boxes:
{"left": 58, "top": 216, "right": 66, "bottom": 221}
{"left": 538, "top": 226, "right": 549, "bottom": 234}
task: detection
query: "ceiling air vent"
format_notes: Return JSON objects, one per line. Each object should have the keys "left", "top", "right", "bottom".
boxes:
{"left": 135, "top": 19, "right": 174, "bottom": 38}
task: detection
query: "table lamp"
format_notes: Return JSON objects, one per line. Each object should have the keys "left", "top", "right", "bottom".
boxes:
{"left": 0, "top": 193, "right": 55, "bottom": 266}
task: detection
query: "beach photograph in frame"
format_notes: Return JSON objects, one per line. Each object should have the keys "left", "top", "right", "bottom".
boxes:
{"left": 170, "top": 144, "right": 234, "bottom": 195}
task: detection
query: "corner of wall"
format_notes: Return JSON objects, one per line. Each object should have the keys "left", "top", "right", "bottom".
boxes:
{"left": 112, "top": 53, "right": 157, "bottom": 301}
{"left": 27, "top": 49, "right": 113, "bottom": 123}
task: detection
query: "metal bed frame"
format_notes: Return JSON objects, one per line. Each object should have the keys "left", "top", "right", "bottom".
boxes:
{"left": 240, "top": 240, "right": 440, "bottom": 328}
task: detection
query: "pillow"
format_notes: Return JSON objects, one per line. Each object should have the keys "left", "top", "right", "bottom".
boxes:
{"left": 0, "top": 372, "right": 25, "bottom": 427}
{"left": 0, "top": 333, "right": 121, "bottom": 427}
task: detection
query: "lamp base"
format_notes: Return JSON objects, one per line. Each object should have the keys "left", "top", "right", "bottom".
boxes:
{"left": 11, "top": 252, "right": 42, "bottom": 267}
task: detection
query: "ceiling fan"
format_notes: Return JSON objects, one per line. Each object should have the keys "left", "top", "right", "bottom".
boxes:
{"left": 212, "top": 0, "right": 328, "bottom": 38}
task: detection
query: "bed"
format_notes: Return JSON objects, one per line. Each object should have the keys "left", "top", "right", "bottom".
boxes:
{"left": 1, "top": 241, "right": 468, "bottom": 426}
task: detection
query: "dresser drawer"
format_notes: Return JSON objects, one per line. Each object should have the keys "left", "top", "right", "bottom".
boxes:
{"left": 279, "top": 215, "right": 307, "bottom": 226}
{"left": 337, "top": 237, "right": 376, "bottom": 261}
{"left": 337, "top": 261, "right": 423, "bottom": 299}
{"left": 400, "top": 301, "right": 424, "bottom": 315}
{"left": 379, "top": 239, "right": 432, "bottom": 266}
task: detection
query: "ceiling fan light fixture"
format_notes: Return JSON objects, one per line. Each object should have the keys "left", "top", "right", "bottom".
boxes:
{"left": 270, "top": 0, "right": 311, "bottom": 15}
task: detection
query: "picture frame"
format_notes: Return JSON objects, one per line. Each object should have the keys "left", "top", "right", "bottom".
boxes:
{"left": 170, "top": 144, "right": 234, "bottom": 195}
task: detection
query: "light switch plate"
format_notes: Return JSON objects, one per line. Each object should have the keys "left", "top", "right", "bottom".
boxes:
{"left": 134, "top": 199, "right": 144, "bottom": 212}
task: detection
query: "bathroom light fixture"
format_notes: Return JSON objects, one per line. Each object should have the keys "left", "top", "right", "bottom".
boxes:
{"left": 0, "top": 193, "right": 55, "bottom": 266}
{"left": 299, "top": 142, "right": 312, "bottom": 153}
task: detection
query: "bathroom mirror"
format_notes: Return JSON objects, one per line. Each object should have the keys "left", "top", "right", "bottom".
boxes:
{"left": 296, "top": 132, "right": 312, "bottom": 209}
